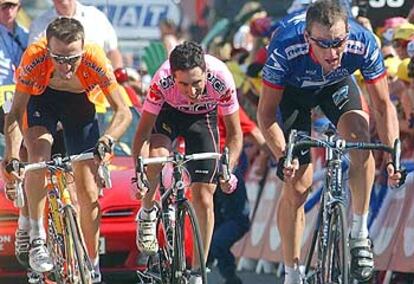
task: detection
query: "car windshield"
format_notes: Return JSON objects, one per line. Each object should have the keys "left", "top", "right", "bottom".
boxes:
{"left": 97, "top": 107, "right": 140, "bottom": 157}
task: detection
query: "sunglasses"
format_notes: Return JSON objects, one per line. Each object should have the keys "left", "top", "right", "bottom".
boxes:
{"left": 309, "top": 34, "right": 349, "bottom": 49}
{"left": 49, "top": 51, "right": 83, "bottom": 65}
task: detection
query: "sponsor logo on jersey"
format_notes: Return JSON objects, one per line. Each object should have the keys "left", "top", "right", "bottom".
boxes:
{"left": 149, "top": 83, "right": 163, "bottom": 102}
{"left": 219, "top": 89, "right": 233, "bottom": 104}
{"left": 159, "top": 75, "right": 175, "bottom": 90}
{"left": 21, "top": 54, "right": 47, "bottom": 75}
{"left": 207, "top": 72, "right": 226, "bottom": 94}
{"left": 285, "top": 43, "right": 309, "bottom": 60}
{"left": 176, "top": 101, "right": 217, "bottom": 113}
{"left": 345, "top": 40, "right": 366, "bottom": 55}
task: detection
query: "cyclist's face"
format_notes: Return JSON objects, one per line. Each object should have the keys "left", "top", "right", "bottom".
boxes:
{"left": 174, "top": 67, "right": 206, "bottom": 102}
{"left": 48, "top": 37, "right": 83, "bottom": 80}
{"left": 306, "top": 20, "right": 348, "bottom": 73}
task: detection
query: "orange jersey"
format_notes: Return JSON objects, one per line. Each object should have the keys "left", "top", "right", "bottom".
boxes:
{"left": 15, "top": 39, "right": 118, "bottom": 104}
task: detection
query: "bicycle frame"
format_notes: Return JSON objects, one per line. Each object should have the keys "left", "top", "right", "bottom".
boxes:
{"left": 284, "top": 129, "right": 401, "bottom": 283}
{"left": 304, "top": 131, "right": 348, "bottom": 281}
{"left": 136, "top": 150, "right": 229, "bottom": 284}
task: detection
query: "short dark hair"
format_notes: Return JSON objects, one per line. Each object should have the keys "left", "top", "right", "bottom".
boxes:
{"left": 306, "top": 0, "right": 348, "bottom": 32}
{"left": 169, "top": 41, "right": 206, "bottom": 73}
{"left": 46, "top": 17, "right": 85, "bottom": 46}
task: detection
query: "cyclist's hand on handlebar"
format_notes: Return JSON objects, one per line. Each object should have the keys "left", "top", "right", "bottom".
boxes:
{"left": 1, "top": 159, "right": 25, "bottom": 202}
{"left": 1, "top": 158, "right": 24, "bottom": 182}
{"left": 386, "top": 162, "right": 407, "bottom": 189}
{"left": 94, "top": 135, "right": 115, "bottom": 163}
{"left": 276, "top": 156, "right": 299, "bottom": 182}
{"left": 219, "top": 173, "right": 238, "bottom": 194}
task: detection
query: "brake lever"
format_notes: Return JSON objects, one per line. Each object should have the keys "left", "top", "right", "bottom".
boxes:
{"left": 284, "top": 129, "right": 297, "bottom": 168}
{"left": 221, "top": 147, "right": 231, "bottom": 181}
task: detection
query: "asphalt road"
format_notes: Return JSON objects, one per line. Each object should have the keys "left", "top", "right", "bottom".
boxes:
{"left": 1, "top": 268, "right": 282, "bottom": 284}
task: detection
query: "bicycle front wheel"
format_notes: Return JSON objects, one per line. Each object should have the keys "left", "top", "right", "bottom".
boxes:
{"left": 322, "top": 202, "right": 349, "bottom": 284}
{"left": 63, "top": 206, "right": 91, "bottom": 284}
{"left": 172, "top": 200, "right": 207, "bottom": 284}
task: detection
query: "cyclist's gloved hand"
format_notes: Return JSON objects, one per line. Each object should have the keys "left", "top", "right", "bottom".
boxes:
{"left": 2, "top": 158, "right": 24, "bottom": 202}
{"left": 386, "top": 162, "right": 407, "bottom": 189}
{"left": 276, "top": 156, "right": 299, "bottom": 182}
{"left": 94, "top": 134, "right": 115, "bottom": 163}
{"left": 130, "top": 174, "right": 150, "bottom": 200}
{"left": 220, "top": 173, "right": 238, "bottom": 194}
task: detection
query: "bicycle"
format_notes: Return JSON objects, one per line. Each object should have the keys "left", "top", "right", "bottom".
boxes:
{"left": 135, "top": 148, "right": 231, "bottom": 284}
{"left": 12, "top": 152, "right": 111, "bottom": 284}
{"left": 283, "top": 128, "right": 402, "bottom": 284}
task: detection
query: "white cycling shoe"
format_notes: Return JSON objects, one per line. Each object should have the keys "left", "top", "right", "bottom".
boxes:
{"left": 136, "top": 207, "right": 158, "bottom": 255}
{"left": 29, "top": 239, "right": 53, "bottom": 273}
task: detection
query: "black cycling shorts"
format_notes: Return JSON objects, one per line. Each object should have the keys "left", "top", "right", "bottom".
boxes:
{"left": 27, "top": 87, "right": 100, "bottom": 155}
{"left": 153, "top": 103, "right": 219, "bottom": 184}
{"left": 280, "top": 77, "right": 363, "bottom": 165}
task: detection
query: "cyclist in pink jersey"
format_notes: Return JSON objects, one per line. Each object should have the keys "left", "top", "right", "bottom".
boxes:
{"left": 132, "top": 41, "right": 242, "bottom": 283}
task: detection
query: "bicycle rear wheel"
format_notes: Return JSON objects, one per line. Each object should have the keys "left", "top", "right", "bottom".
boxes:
{"left": 322, "top": 202, "right": 349, "bottom": 284}
{"left": 172, "top": 200, "right": 207, "bottom": 284}
{"left": 63, "top": 205, "right": 92, "bottom": 284}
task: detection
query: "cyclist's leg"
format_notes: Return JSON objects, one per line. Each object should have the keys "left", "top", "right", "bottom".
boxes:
{"left": 320, "top": 77, "right": 374, "bottom": 281}
{"left": 137, "top": 104, "right": 175, "bottom": 254}
{"left": 1, "top": 113, "right": 31, "bottom": 266}
{"left": 25, "top": 91, "right": 57, "bottom": 272}
{"left": 278, "top": 86, "right": 315, "bottom": 283}
{"left": 60, "top": 91, "right": 101, "bottom": 272}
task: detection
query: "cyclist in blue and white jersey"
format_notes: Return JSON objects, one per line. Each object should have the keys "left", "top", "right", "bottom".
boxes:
{"left": 257, "top": 1, "right": 405, "bottom": 283}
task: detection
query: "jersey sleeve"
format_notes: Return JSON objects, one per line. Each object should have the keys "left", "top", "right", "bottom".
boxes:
{"left": 85, "top": 45, "right": 118, "bottom": 95}
{"left": 360, "top": 32, "right": 386, "bottom": 81}
{"left": 142, "top": 70, "right": 166, "bottom": 115}
{"left": 217, "top": 62, "right": 239, "bottom": 116}
{"left": 15, "top": 44, "right": 47, "bottom": 95}
{"left": 262, "top": 38, "right": 289, "bottom": 89}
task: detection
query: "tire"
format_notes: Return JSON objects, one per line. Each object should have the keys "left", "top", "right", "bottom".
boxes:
{"left": 145, "top": 214, "right": 173, "bottom": 284}
{"left": 321, "top": 202, "right": 349, "bottom": 284}
{"left": 172, "top": 200, "right": 207, "bottom": 284}
{"left": 303, "top": 204, "right": 323, "bottom": 284}
{"left": 46, "top": 207, "right": 66, "bottom": 283}
{"left": 63, "top": 206, "right": 91, "bottom": 284}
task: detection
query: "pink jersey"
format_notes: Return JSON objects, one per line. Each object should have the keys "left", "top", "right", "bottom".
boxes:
{"left": 143, "top": 55, "right": 239, "bottom": 115}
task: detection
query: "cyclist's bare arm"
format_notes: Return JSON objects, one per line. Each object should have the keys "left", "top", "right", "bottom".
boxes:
{"left": 102, "top": 86, "right": 132, "bottom": 142}
{"left": 258, "top": 84, "right": 286, "bottom": 160}
{"left": 366, "top": 75, "right": 399, "bottom": 148}
{"left": 132, "top": 110, "right": 158, "bottom": 161}
{"left": 222, "top": 110, "right": 242, "bottom": 170}
{"left": 366, "top": 75, "right": 402, "bottom": 184}
{"left": 4, "top": 90, "right": 30, "bottom": 161}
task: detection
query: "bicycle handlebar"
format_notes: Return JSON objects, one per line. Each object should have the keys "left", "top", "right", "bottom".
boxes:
{"left": 12, "top": 152, "right": 110, "bottom": 209}
{"left": 135, "top": 148, "right": 231, "bottom": 183}
{"left": 24, "top": 152, "right": 95, "bottom": 172}
{"left": 284, "top": 129, "right": 402, "bottom": 172}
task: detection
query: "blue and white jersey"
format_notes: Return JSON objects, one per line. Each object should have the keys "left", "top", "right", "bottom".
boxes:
{"left": 0, "top": 23, "right": 28, "bottom": 85}
{"left": 262, "top": 13, "right": 385, "bottom": 90}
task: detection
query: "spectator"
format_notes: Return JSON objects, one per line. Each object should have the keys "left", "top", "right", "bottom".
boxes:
{"left": 28, "top": 0, "right": 123, "bottom": 68}
{"left": 392, "top": 23, "right": 414, "bottom": 59}
{"left": 208, "top": 107, "right": 269, "bottom": 284}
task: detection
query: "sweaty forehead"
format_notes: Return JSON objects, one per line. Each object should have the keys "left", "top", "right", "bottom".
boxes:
{"left": 48, "top": 37, "right": 83, "bottom": 55}
{"left": 308, "top": 20, "right": 348, "bottom": 39}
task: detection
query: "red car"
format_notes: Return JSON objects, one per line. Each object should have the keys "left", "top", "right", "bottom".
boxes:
{"left": 0, "top": 108, "right": 193, "bottom": 281}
